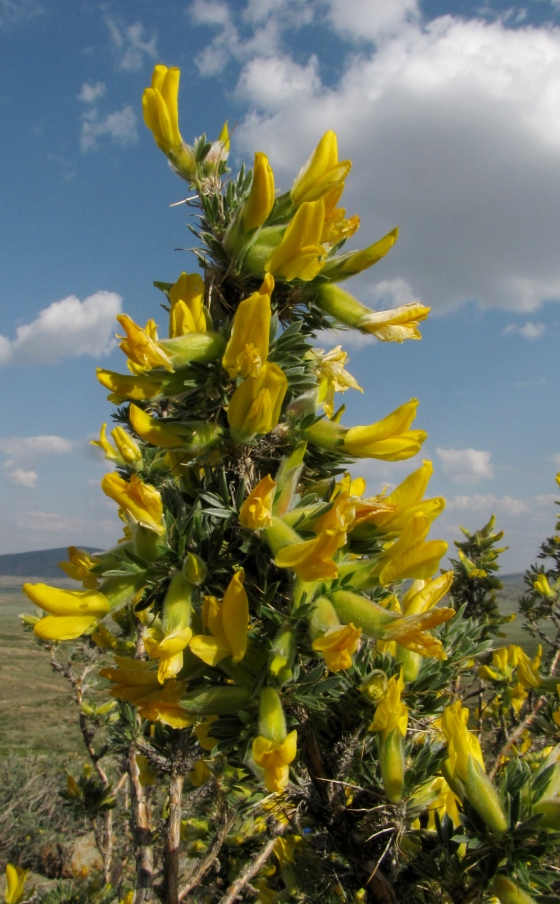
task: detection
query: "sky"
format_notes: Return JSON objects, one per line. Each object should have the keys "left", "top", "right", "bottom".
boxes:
{"left": 1, "top": 0, "right": 560, "bottom": 573}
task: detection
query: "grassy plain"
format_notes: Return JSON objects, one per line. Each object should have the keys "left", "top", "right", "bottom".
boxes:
{"left": 0, "top": 580, "right": 83, "bottom": 756}
{"left": 0, "top": 571, "right": 551, "bottom": 756}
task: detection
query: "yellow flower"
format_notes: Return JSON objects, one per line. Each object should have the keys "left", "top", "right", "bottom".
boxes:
{"left": 222, "top": 278, "right": 273, "bottom": 378}
{"left": 22, "top": 583, "right": 110, "bottom": 641}
{"left": 311, "top": 346, "right": 363, "bottom": 418}
{"left": 5, "top": 864, "right": 28, "bottom": 904}
{"left": 100, "top": 656, "right": 192, "bottom": 728}
{"left": 315, "top": 282, "right": 428, "bottom": 340}
{"left": 351, "top": 460, "right": 444, "bottom": 538}
{"left": 96, "top": 367, "right": 166, "bottom": 401}
{"left": 194, "top": 716, "right": 219, "bottom": 751}
{"left": 244, "top": 152, "right": 275, "bottom": 231}
{"left": 320, "top": 184, "right": 360, "bottom": 247}
{"left": 321, "top": 228, "right": 399, "bottom": 281}
{"left": 169, "top": 272, "right": 207, "bottom": 337}
{"left": 373, "top": 513, "right": 448, "bottom": 585}
{"left": 410, "top": 776, "right": 462, "bottom": 830}
{"left": 312, "top": 623, "right": 362, "bottom": 672}
{"left": 441, "top": 701, "right": 508, "bottom": 837}
{"left": 102, "top": 472, "right": 165, "bottom": 535}
{"left": 343, "top": 399, "right": 427, "bottom": 461}
{"left": 117, "top": 314, "right": 174, "bottom": 373}
{"left": 189, "top": 760, "right": 211, "bottom": 787}
{"left": 290, "top": 131, "right": 351, "bottom": 207}
{"left": 274, "top": 527, "right": 347, "bottom": 581}
{"left": 239, "top": 474, "right": 276, "bottom": 530}
{"left": 129, "top": 404, "right": 187, "bottom": 449}
{"left": 369, "top": 672, "right": 408, "bottom": 802}
{"left": 227, "top": 362, "right": 288, "bottom": 440}
{"left": 357, "top": 302, "right": 431, "bottom": 342}
{"left": 91, "top": 423, "right": 142, "bottom": 465}
{"left": 265, "top": 200, "right": 326, "bottom": 281}
{"left": 369, "top": 673, "right": 408, "bottom": 740}
{"left": 189, "top": 571, "right": 249, "bottom": 666}
{"left": 142, "top": 65, "right": 197, "bottom": 180}
{"left": 144, "top": 627, "right": 193, "bottom": 683}
{"left": 252, "top": 732, "right": 298, "bottom": 793}
{"left": 58, "top": 546, "right": 100, "bottom": 589}
{"left": 533, "top": 573, "right": 554, "bottom": 598}
{"left": 142, "top": 64, "right": 181, "bottom": 151}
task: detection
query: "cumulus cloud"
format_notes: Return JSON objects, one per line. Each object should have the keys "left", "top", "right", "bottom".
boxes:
{"left": 324, "top": 0, "right": 420, "bottom": 43}
{"left": 503, "top": 321, "right": 546, "bottom": 340}
{"left": 447, "top": 494, "right": 528, "bottom": 516}
{"left": 80, "top": 105, "right": 138, "bottom": 153}
{"left": 191, "top": 2, "right": 560, "bottom": 313}
{"left": 0, "top": 435, "right": 74, "bottom": 488}
{"left": 78, "top": 81, "right": 106, "bottom": 104}
{"left": 0, "top": 0, "right": 43, "bottom": 29}
{"left": 5, "top": 468, "right": 37, "bottom": 487}
{"left": 437, "top": 447, "right": 494, "bottom": 483}
{"left": 0, "top": 291, "right": 122, "bottom": 365}
{"left": 105, "top": 16, "right": 158, "bottom": 70}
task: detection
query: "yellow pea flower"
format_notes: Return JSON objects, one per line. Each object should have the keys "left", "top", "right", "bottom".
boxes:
{"left": 357, "top": 302, "right": 431, "bottom": 342}
{"left": 194, "top": 716, "right": 219, "bottom": 751}
{"left": 320, "top": 227, "right": 399, "bottom": 281}
{"left": 351, "top": 460, "right": 444, "bottom": 538}
{"left": 290, "top": 131, "right": 351, "bottom": 207}
{"left": 239, "top": 474, "right": 276, "bottom": 529}
{"left": 144, "top": 627, "right": 193, "bottom": 683}
{"left": 91, "top": 423, "right": 142, "bottom": 466}
{"left": 312, "top": 623, "right": 362, "bottom": 672}
{"left": 129, "top": 404, "right": 187, "bottom": 449}
{"left": 222, "top": 279, "right": 273, "bottom": 378}
{"left": 370, "top": 672, "right": 408, "bottom": 739}
{"left": 100, "top": 656, "right": 192, "bottom": 728}
{"left": 227, "top": 361, "right": 288, "bottom": 440}
{"left": 189, "top": 760, "right": 211, "bottom": 787}
{"left": 265, "top": 200, "right": 326, "bottom": 281}
{"left": 441, "top": 701, "right": 508, "bottom": 837}
{"left": 310, "top": 345, "right": 363, "bottom": 419}
{"left": 142, "top": 65, "right": 197, "bottom": 180}
{"left": 22, "top": 583, "right": 110, "bottom": 641}
{"left": 343, "top": 399, "right": 427, "bottom": 461}
{"left": 117, "top": 314, "right": 174, "bottom": 372}
{"left": 373, "top": 513, "right": 448, "bottom": 585}
{"left": 96, "top": 367, "right": 166, "bottom": 401}
{"left": 274, "top": 527, "right": 347, "bottom": 582}
{"left": 244, "top": 152, "right": 275, "bottom": 232}
{"left": 189, "top": 571, "right": 249, "bottom": 666}
{"left": 102, "top": 472, "right": 165, "bottom": 535}
{"left": 320, "top": 183, "right": 360, "bottom": 247}
{"left": 252, "top": 732, "right": 298, "bottom": 793}
{"left": 169, "top": 272, "right": 207, "bottom": 337}
{"left": 369, "top": 672, "right": 408, "bottom": 802}
{"left": 5, "top": 864, "right": 28, "bottom": 904}
{"left": 396, "top": 572, "right": 454, "bottom": 680}
{"left": 58, "top": 546, "right": 100, "bottom": 589}
{"left": 252, "top": 688, "right": 297, "bottom": 793}
{"left": 533, "top": 573, "right": 554, "bottom": 598}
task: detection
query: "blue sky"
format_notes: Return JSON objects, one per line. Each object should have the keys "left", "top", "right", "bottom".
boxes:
{"left": 1, "top": 0, "right": 560, "bottom": 573}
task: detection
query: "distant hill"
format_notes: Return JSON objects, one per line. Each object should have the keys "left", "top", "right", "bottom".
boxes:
{"left": 0, "top": 547, "right": 101, "bottom": 579}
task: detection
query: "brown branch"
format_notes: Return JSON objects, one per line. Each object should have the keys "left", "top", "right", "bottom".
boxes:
{"left": 178, "top": 811, "right": 237, "bottom": 901}
{"left": 129, "top": 745, "right": 155, "bottom": 904}
{"left": 488, "top": 695, "right": 548, "bottom": 780}
{"left": 217, "top": 831, "right": 284, "bottom": 904}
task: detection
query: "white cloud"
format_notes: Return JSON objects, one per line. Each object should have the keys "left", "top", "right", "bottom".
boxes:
{"left": 447, "top": 494, "right": 528, "bottom": 516}
{"left": 5, "top": 468, "right": 37, "bottom": 487}
{"left": 191, "top": 0, "right": 231, "bottom": 26}
{"left": 80, "top": 105, "right": 138, "bottom": 153}
{"left": 324, "top": 0, "right": 420, "bottom": 44}
{"left": 78, "top": 81, "right": 106, "bottom": 104}
{"left": 105, "top": 16, "right": 158, "bottom": 70}
{"left": 548, "top": 452, "right": 560, "bottom": 466}
{"left": 437, "top": 447, "right": 494, "bottom": 483}
{"left": 236, "top": 54, "right": 321, "bottom": 110}
{"left": 0, "top": 435, "right": 74, "bottom": 465}
{"left": 503, "top": 320, "right": 546, "bottom": 340}
{"left": 213, "top": 7, "right": 560, "bottom": 313}
{"left": 14, "top": 510, "right": 117, "bottom": 537}
{"left": 0, "top": 291, "right": 122, "bottom": 365}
